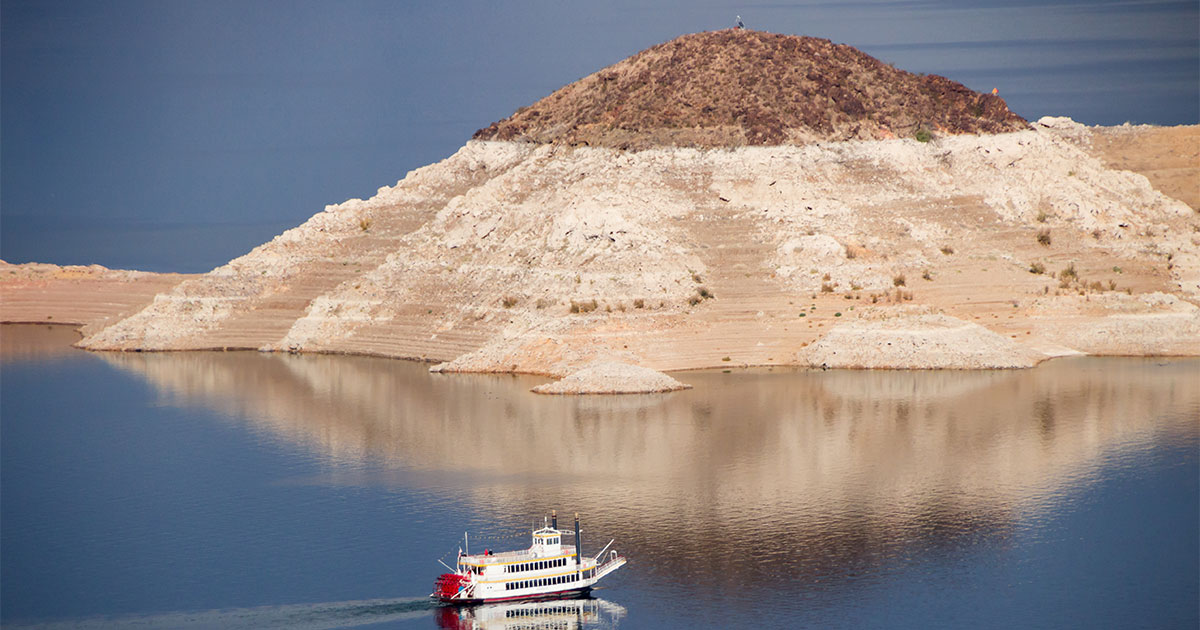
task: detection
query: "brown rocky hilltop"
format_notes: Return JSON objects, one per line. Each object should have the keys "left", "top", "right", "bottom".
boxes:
{"left": 474, "top": 29, "right": 1028, "bottom": 148}
{"left": 3, "top": 31, "right": 1197, "bottom": 393}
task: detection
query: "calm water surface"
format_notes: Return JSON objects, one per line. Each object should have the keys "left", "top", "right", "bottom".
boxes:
{"left": 2, "top": 324, "right": 1197, "bottom": 629}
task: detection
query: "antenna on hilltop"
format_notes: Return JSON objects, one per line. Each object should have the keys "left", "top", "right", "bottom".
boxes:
{"left": 736, "top": 15, "right": 744, "bottom": 29}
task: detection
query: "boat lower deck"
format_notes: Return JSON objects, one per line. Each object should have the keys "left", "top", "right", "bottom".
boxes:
{"left": 437, "top": 586, "right": 592, "bottom": 605}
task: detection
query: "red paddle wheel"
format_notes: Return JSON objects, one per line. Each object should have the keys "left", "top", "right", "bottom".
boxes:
{"left": 434, "top": 572, "right": 469, "bottom": 601}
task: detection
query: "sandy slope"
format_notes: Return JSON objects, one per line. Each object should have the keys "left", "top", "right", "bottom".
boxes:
{"left": 0, "top": 261, "right": 191, "bottom": 336}
{"left": 2, "top": 122, "right": 1197, "bottom": 391}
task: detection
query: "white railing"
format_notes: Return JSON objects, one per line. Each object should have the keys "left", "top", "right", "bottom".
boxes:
{"left": 594, "top": 550, "right": 625, "bottom": 577}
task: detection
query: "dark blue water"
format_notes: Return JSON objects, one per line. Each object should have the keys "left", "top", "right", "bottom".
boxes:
{"left": 2, "top": 326, "right": 1197, "bottom": 629}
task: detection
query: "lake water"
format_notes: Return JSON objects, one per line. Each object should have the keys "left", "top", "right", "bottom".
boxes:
{"left": 2, "top": 324, "right": 1197, "bottom": 629}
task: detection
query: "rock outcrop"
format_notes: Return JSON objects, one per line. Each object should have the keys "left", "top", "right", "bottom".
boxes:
{"left": 800, "top": 311, "right": 1044, "bottom": 369}
{"left": 531, "top": 361, "right": 691, "bottom": 395}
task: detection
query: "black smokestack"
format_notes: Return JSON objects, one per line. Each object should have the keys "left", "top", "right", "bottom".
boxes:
{"left": 574, "top": 513, "right": 582, "bottom": 574}
{"left": 552, "top": 510, "right": 558, "bottom": 530}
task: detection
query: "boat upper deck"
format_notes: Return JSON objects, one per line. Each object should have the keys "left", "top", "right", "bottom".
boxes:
{"left": 460, "top": 544, "right": 580, "bottom": 566}
{"left": 458, "top": 525, "right": 584, "bottom": 568}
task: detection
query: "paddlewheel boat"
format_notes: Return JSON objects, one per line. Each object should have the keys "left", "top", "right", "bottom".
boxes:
{"left": 432, "top": 511, "right": 626, "bottom": 604}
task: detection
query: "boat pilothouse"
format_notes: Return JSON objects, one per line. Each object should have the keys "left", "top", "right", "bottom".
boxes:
{"left": 433, "top": 511, "right": 627, "bottom": 604}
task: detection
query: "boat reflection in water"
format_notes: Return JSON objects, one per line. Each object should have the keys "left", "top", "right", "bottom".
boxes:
{"left": 435, "top": 596, "right": 626, "bottom": 630}
{"left": 96, "top": 350, "right": 1199, "bottom": 600}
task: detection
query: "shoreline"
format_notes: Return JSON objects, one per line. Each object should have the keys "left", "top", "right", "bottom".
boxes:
{"left": 2, "top": 123, "right": 1197, "bottom": 393}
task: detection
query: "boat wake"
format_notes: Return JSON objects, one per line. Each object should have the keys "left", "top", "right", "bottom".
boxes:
{"left": 5, "top": 596, "right": 438, "bottom": 629}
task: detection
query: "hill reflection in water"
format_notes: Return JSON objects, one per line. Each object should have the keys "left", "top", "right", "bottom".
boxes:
{"left": 99, "top": 351, "right": 1199, "bottom": 603}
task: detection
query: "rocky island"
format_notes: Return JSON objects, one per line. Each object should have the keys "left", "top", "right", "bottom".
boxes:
{"left": 3, "top": 29, "right": 1197, "bottom": 393}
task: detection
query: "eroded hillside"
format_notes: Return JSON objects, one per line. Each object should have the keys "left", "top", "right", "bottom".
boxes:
{"left": 5, "top": 30, "right": 1196, "bottom": 388}
{"left": 474, "top": 29, "right": 1027, "bottom": 149}
{"left": 74, "top": 119, "right": 1199, "bottom": 374}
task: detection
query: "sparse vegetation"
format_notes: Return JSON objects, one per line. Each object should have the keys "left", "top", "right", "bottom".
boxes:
{"left": 915, "top": 129, "right": 933, "bottom": 143}
{"left": 569, "top": 299, "right": 598, "bottom": 314}
{"left": 697, "top": 286, "right": 713, "bottom": 299}
{"left": 501, "top": 296, "right": 519, "bottom": 308}
{"left": 940, "top": 245, "right": 955, "bottom": 255}
{"left": 633, "top": 298, "right": 645, "bottom": 309}
{"left": 1029, "top": 262, "right": 1045, "bottom": 274}
{"left": 893, "top": 274, "right": 906, "bottom": 287}
{"left": 536, "top": 298, "right": 553, "bottom": 309}
{"left": 1036, "top": 210, "right": 1050, "bottom": 223}
{"left": 1060, "top": 262, "right": 1077, "bottom": 280}
{"left": 358, "top": 217, "right": 373, "bottom": 232}
{"left": 1036, "top": 229, "right": 1052, "bottom": 246}
{"left": 721, "top": 356, "right": 731, "bottom": 362}
{"left": 821, "top": 282, "right": 835, "bottom": 293}
{"left": 921, "top": 270, "right": 932, "bottom": 281}
{"left": 692, "top": 272, "right": 703, "bottom": 283}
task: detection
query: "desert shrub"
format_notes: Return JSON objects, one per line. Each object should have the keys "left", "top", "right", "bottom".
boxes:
{"left": 893, "top": 274, "right": 906, "bottom": 287}
{"left": 633, "top": 298, "right": 645, "bottom": 309}
{"left": 359, "top": 217, "right": 373, "bottom": 231}
{"left": 721, "top": 356, "right": 731, "bottom": 362}
{"left": 1036, "top": 210, "right": 1049, "bottom": 223}
{"left": 688, "top": 295, "right": 702, "bottom": 306}
{"left": 834, "top": 312, "right": 842, "bottom": 317}
{"left": 1029, "top": 262, "right": 1045, "bottom": 274}
{"left": 1060, "top": 262, "right": 1077, "bottom": 280}
{"left": 940, "top": 245, "right": 954, "bottom": 255}
{"left": 535, "top": 298, "right": 553, "bottom": 309}
{"left": 850, "top": 282, "right": 862, "bottom": 291}
{"left": 822, "top": 272, "right": 832, "bottom": 281}
{"left": 845, "top": 247, "right": 857, "bottom": 260}
{"left": 692, "top": 272, "right": 703, "bottom": 283}
{"left": 501, "top": 296, "right": 519, "bottom": 308}
{"left": 915, "top": 129, "right": 932, "bottom": 143}
{"left": 1036, "top": 229, "right": 1052, "bottom": 246}
{"left": 921, "top": 270, "right": 932, "bottom": 281}
{"left": 697, "top": 286, "right": 713, "bottom": 299}
{"left": 820, "top": 282, "right": 835, "bottom": 293}
{"left": 570, "top": 299, "right": 598, "bottom": 314}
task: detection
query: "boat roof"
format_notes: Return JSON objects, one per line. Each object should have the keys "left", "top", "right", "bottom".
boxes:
{"left": 459, "top": 544, "right": 577, "bottom": 566}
